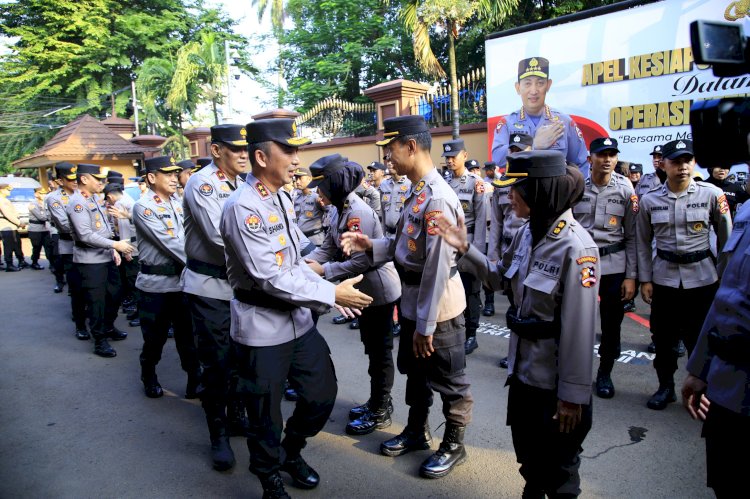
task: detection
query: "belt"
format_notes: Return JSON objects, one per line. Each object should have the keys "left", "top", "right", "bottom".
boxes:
{"left": 187, "top": 258, "right": 227, "bottom": 279}
{"left": 234, "top": 287, "right": 297, "bottom": 312}
{"left": 28, "top": 220, "right": 46, "bottom": 225}
{"left": 656, "top": 249, "right": 712, "bottom": 264}
{"left": 303, "top": 228, "right": 323, "bottom": 238}
{"left": 503, "top": 236, "right": 513, "bottom": 245}
{"left": 598, "top": 241, "right": 626, "bottom": 257}
{"left": 395, "top": 262, "right": 457, "bottom": 286}
{"left": 141, "top": 262, "right": 182, "bottom": 276}
{"left": 59, "top": 233, "right": 73, "bottom": 241}
{"left": 506, "top": 307, "right": 561, "bottom": 341}
{"left": 74, "top": 240, "right": 96, "bottom": 249}
{"left": 708, "top": 329, "right": 750, "bottom": 366}
{"left": 385, "top": 227, "right": 397, "bottom": 235}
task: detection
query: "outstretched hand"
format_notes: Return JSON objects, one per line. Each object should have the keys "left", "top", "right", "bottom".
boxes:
{"left": 340, "top": 231, "right": 372, "bottom": 256}
{"left": 434, "top": 215, "right": 469, "bottom": 254}
{"left": 335, "top": 274, "right": 373, "bottom": 309}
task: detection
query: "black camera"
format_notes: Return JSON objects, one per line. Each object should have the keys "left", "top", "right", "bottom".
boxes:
{"left": 689, "top": 21, "right": 750, "bottom": 167}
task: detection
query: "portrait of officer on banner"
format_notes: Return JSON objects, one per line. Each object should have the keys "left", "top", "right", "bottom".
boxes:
{"left": 491, "top": 57, "right": 590, "bottom": 177}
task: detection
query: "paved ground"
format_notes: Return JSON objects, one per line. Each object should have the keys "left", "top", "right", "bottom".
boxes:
{"left": 0, "top": 255, "right": 712, "bottom": 498}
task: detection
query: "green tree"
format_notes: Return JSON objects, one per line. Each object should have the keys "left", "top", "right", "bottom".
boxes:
{"left": 251, "top": 0, "right": 288, "bottom": 107}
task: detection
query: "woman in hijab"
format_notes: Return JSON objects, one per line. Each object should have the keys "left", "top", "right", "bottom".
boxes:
{"left": 304, "top": 154, "right": 402, "bottom": 437}
{"left": 436, "top": 150, "right": 600, "bottom": 498}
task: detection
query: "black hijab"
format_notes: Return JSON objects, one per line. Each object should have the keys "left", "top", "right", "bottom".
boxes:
{"left": 314, "top": 157, "right": 364, "bottom": 213}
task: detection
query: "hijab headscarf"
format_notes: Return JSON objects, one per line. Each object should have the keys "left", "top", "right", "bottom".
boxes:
{"left": 311, "top": 154, "right": 364, "bottom": 213}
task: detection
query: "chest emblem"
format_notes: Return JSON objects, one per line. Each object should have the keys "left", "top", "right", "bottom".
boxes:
{"left": 407, "top": 239, "right": 417, "bottom": 252}
{"left": 244, "top": 215, "right": 261, "bottom": 232}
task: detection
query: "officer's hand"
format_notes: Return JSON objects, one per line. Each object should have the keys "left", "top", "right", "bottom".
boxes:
{"left": 553, "top": 400, "right": 582, "bottom": 433}
{"left": 621, "top": 278, "right": 636, "bottom": 301}
{"left": 413, "top": 333, "right": 434, "bottom": 358}
{"left": 340, "top": 232, "right": 372, "bottom": 256}
{"left": 112, "top": 249, "right": 122, "bottom": 266}
{"left": 305, "top": 259, "right": 324, "bottom": 276}
{"left": 640, "top": 282, "right": 653, "bottom": 304}
{"left": 434, "top": 215, "right": 469, "bottom": 254}
{"left": 124, "top": 252, "right": 133, "bottom": 262}
{"left": 681, "top": 374, "right": 709, "bottom": 421}
{"left": 335, "top": 274, "right": 373, "bottom": 309}
{"left": 334, "top": 304, "right": 361, "bottom": 319}
{"left": 113, "top": 240, "right": 134, "bottom": 255}
{"left": 532, "top": 122, "right": 565, "bottom": 150}
{"left": 107, "top": 206, "right": 130, "bottom": 219}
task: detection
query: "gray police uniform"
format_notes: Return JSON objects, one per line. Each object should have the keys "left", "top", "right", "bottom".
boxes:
{"left": 309, "top": 192, "right": 401, "bottom": 409}
{"left": 379, "top": 176, "right": 412, "bottom": 235}
{"left": 27, "top": 198, "right": 54, "bottom": 267}
{"left": 686, "top": 202, "right": 750, "bottom": 494}
{"left": 356, "top": 182, "right": 382, "bottom": 213}
{"left": 573, "top": 172, "right": 638, "bottom": 374}
{"left": 635, "top": 171, "right": 662, "bottom": 199}
{"left": 220, "top": 173, "right": 338, "bottom": 476}
{"left": 292, "top": 189, "right": 325, "bottom": 245}
{"left": 66, "top": 190, "right": 122, "bottom": 341}
{"left": 459, "top": 209, "right": 599, "bottom": 497}
{"left": 182, "top": 161, "right": 243, "bottom": 404}
{"left": 113, "top": 193, "right": 140, "bottom": 307}
{"left": 46, "top": 188, "right": 85, "bottom": 326}
{"left": 491, "top": 106, "right": 590, "bottom": 176}
{"left": 370, "top": 168, "right": 473, "bottom": 428}
{"left": 448, "top": 170, "right": 486, "bottom": 344}
{"left": 134, "top": 190, "right": 199, "bottom": 385}
{"left": 636, "top": 179, "right": 733, "bottom": 387}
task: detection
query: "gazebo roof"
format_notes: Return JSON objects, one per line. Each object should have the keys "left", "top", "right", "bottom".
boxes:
{"left": 12, "top": 114, "right": 159, "bottom": 169}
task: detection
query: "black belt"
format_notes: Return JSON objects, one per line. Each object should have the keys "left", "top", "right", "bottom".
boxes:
{"left": 656, "top": 249, "right": 712, "bottom": 264}
{"left": 395, "top": 262, "right": 457, "bottom": 286}
{"left": 59, "top": 233, "right": 73, "bottom": 241}
{"left": 503, "top": 236, "right": 513, "bottom": 245}
{"left": 141, "top": 263, "right": 182, "bottom": 276}
{"left": 506, "top": 307, "right": 561, "bottom": 341}
{"left": 187, "top": 258, "right": 227, "bottom": 279}
{"left": 708, "top": 329, "right": 750, "bottom": 366}
{"left": 234, "top": 288, "right": 297, "bottom": 312}
{"left": 28, "top": 220, "right": 46, "bottom": 225}
{"left": 385, "top": 227, "right": 397, "bottom": 235}
{"left": 74, "top": 240, "right": 96, "bottom": 249}
{"left": 303, "top": 228, "right": 323, "bottom": 237}
{"left": 598, "top": 241, "right": 626, "bottom": 257}
{"left": 113, "top": 236, "right": 137, "bottom": 242}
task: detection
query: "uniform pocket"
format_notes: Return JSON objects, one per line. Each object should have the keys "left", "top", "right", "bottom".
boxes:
{"left": 651, "top": 211, "right": 670, "bottom": 225}
{"left": 573, "top": 202, "right": 592, "bottom": 215}
{"left": 523, "top": 271, "right": 560, "bottom": 295}
{"left": 401, "top": 221, "right": 425, "bottom": 258}
{"left": 686, "top": 209, "right": 709, "bottom": 235}
{"left": 603, "top": 202, "right": 625, "bottom": 230}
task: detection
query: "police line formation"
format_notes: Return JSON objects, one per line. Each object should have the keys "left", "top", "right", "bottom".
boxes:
{"left": 1, "top": 60, "right": 749, "bottom": 499}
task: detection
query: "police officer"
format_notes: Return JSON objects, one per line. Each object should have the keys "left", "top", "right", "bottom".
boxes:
{"left": 443, "top": 138, "right": 486, "bottom": 355}
{"left": 133, "top": 156, "right": 200, "bottom": 399}
{"left": 176, "top": 159, "right": 195, "bottom": 192}
{"left": 635, "top": 145, "right": 666, "bottom": 199}
{"left": 220, "top": 118, "right": 372, "bottom": 498}
{"left": 572, "top": 138, "right": 638, "bottom": 399}
{"left": 483, "top": 162, "right": 497, "bottom": 183}
{"left": 42, "top": 177, "right": 65, "bottom": 288}
{"left": 67, "top": 164, "right": 133, "bottom": 357}
{"left": 46, "top": 163, "right": 88, "bottom": 336}
{"left": 440, "top": 151, "right": 598, "bottom": 497}
{"left": 292, "top": 166, "right": 326, "bottom": 246}
{"left": 628, "top": 163, "right": 643, "bottom": 188}
{"left": 0, "top": 183, "right": 27, "bottom": 270}
{"left": 104, "top": 183, "right": 140, "bottom": 326}
{"left": 490, "top": 133, "right": 533, "bottom": 368}
{"left": 703, "top": 163, "right": 749, "bottom": 220}
{"left": 682, "top": 201, "right": 750, "bottom": 498}
{"left": 342, "top": 115, "right": 473, "bottom": 480}
{"left": 354, "top": 176, "right": 382, "bottom": 213}
{"left": 637, "top": 139, "right": 733, "bottom": 410}
{"left": 305, "top": 154, "right": 401, "bottom": 436}
{"left": 491, "top": 57, "right": 589, "bottom": 176}
{"left": 27, "top": 187, "right": 53, "bottom": 270}
{"left": 182, "top": 124, "right": 248, "bottom": 471}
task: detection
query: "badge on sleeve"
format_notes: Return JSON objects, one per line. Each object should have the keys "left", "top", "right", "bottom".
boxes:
{"left": 495, "top": 117, "right": 505, "bottom": 130}
{"left": 199, "top": 183, "right": 214, "bottom": 197}
{"left": 630, "top": 194, "right": 639, "bottom": 213}
{"left": 143, "top": 208, "right": 153, "bottom": 217}
{"left": 275, "top": 251, "right": 284, "bottom": 267}
{"left": 475, "top": 181, "right": 485, "bottom": 194}
{"left": 426, "top": 210, "right": 442, "bottom": 236}
{"left": 52, "top": 202, "right": 61, "bottom": 209}
{"left": 245, "top": 215, "right": 261, "bottom": 232}
{"left": 347, "top": 217, "right": 361, "bottom": 233}
{"left": 718, "top": 194, "right": 729, "bottom": 214}
{"left": 576, "top": 256, "right": 598, "bottom": 265}
{"left": 581, "top": 266, "right": 597, "bottom": 288}
{"left": 74, "top": 204, "right": 83, "bottom": 213}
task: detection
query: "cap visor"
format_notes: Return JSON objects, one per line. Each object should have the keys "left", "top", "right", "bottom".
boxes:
{"left": 158, "top": 166, "right": 183, "bottom": 173}
{"left": 376, "top": 136, "right": 396, "bottom": 146}
{"left": 227, "top": 140, "right": 248, "bottom": 147}
{"left": 519, "top": 71, "right": 548, "bottom": 80}
{"left": 286, "top": 137, "right": 312, "bottom": 147}
{"left": 64, "top": 174, "right": 77, "bottom": 180}
{"left": 592, "top": 147, "right": 620, "bottom": 154}
{"left": 92, "top": 174, "right": 107, "bottom": 179}
{"left": 493, "top": 176, "right": 524, "bottom": 187}
{"left": 665, "top": 151, "right": 694, "bottom": 160}
{"left": 441, "top": 152, "right": 459, "bottom": 157}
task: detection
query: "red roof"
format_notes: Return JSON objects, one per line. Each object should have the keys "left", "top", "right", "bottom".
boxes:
{"left": 13, "top": 115, "right": 159, "bottom": 168}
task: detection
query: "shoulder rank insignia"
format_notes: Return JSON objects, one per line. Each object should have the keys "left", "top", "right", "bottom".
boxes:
{"left": 552, "top": 220, "right": 566, "bottom": 235}
{"left": 254, "top": 182, "right": 269, "bottom": 199}
{"left": 414, "top": 180, "right": 425, "bottom": 193}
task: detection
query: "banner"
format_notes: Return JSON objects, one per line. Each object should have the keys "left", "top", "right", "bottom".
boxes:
{"left": 485, "top": 0, "right": 750, "bottom": 173}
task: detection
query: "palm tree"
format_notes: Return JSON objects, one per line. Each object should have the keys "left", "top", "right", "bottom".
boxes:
{"left": 251, "top": 0, "right": 288, "bottom": 107}
{"left": 394, "top": 0, "right": 518, "bottom": 138}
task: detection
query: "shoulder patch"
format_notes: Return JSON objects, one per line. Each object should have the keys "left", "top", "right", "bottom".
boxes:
{"left": 576, "top": 256, "right": 598, "bottom": 265}
{"left": 347, "top": 217, "right": 361, "bottom": 233}
{"left": 495, "top": 116, "right": 506, "bottom": 130}
{"left": 199, "top": 183, "right": 214, "bottom": 197}
{"left": 245, "top": 214, "right": 261, "bottom": 232}
{"left": 475, "top": 181, "right": 485, "bottom": 194}
{"left": 73, "top": 204, "right": 83, "bottom": 213}
{"left": 52, "top": 202, "right": 61, "bottom": 209}
{"left": 143, "top": 208, "right": 153, "bottom": 217}
{"left": 630, "top": 194, "right": 639, "bottom": 213}
{"left": 717, "top": 194, "right": 730, "bottom": 214}
{"left": 426, "top": 210, "right": 442, "bottom": 235}
{"left": 581, "top": 266, "right": 597, "bottom": 288}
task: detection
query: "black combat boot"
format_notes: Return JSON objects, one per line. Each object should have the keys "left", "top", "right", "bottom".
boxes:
{"left": 647, "top": 384, "right": 676, "bottom": 410}
{"left": 595, "top": 368, "right": 615, "bottom": 399}
{"left": 141, "top": 364, "right": 163, "bottom": 398}
{"left": 419, "top": 423, "right": 467, "bottom": 478}
{"left": 93, "top": 336, "right": 116, "bottom": 357}
{"left": 259, "top": 472, "right": 291, "bottom": 499}
{"left": 349, "top": 397, "right": 394, "bottom": 421}
{"left": 464, "top": 336, "right": 478, "bottom": 355}
{"left": 280, "top": 434, "right": 319, "bottom": 489}
{"left": 380, "top": 424, "right": 432, "bottom": 457}
{"left": 345, "top": 404, "right": 392, "bottom": 435}
{"left": 227, "top": 397, "right": 250, "bottom": 437}
{"left": 104, "top": 327, "right": 128, "bottom": 341}
{"left": 185, "top": 371, "right": 201, "bottom": 399}
{"left": 204, "top": 403, "right": 235, "bottom": 471}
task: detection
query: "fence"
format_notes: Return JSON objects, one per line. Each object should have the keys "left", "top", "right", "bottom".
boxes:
{"left": 411, "top": 67, "right": 487, "bottom": 128}
{"left": 295, "top": 98, "right": 377, "bottom": 141}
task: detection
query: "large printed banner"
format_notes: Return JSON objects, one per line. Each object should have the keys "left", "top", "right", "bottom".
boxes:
{"left": 485, "top": 0, "right": 750, "bottom": 172}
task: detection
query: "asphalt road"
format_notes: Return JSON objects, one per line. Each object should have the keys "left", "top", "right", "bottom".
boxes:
{"left": 0, "top": 259, "right": 711, "bottom": 498}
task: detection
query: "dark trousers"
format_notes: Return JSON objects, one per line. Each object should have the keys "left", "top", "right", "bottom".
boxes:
{"left": 597, "top": 273, "right": 626, "bottom": 373}
{"left": 459, "top": 271, "right": 481, "bottom": 338}
{"left": 483, "top": 286, "right": 494, "bottom": 306}
{"left": 119, "top": 255, "right": 139, "bottom": 304}
{"left": 703, "top": 401, "right": 750, "bottom": 498}
{"left": 508, "top": 378, "right": 593, "bottom": 498}
{"left": 358, "top": 301, "right": 396, "bottom": 407}
{"left": 186, "top": 294, "right": 234, "bottom": 402}
{"left": 397, "top": 316, "right": 473, "bottom": 427}
{"left": 139, "top": 290, "right": 199, "bottom": 375}
{"left": 650, "top": 282, "right": 718, "bottom": 386}
{"left": 73, "top": 261, "right": 122, "bottom": 338}
{"left": 29, "top": 231, "right": 53, "bottom": 265}
{"left": 50, "top": 234, "right": 65, "bottom": 284}
{"left": 1, "top": 230, "right": 24, "bottom": 264}
{"left": 61, "top": 254, "right": 86, "bottom": 330}
{"left": 234, "top": 328, "right": 337, "bottom": 476}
